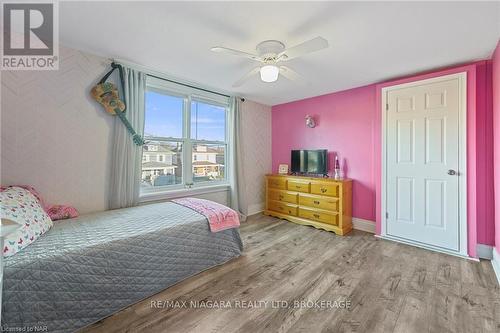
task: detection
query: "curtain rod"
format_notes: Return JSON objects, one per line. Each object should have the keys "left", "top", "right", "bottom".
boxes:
{"left": 111, "top": 61, "right": 245, "bottom": 102}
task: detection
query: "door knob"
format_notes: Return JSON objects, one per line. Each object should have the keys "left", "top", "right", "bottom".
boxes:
{"left": 447, "top": 169, "right": 457, "bottom": 175}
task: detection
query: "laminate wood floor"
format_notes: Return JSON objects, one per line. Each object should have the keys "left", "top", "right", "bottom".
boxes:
{"left": 83, "top": 214, "right": 500, "bottom": 333}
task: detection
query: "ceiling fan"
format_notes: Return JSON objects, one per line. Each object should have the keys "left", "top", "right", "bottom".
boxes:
{"left": 211, "top": 37, "right": 329, "bottom": 87}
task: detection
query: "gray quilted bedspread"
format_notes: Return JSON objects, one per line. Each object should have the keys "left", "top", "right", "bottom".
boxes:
{"left": 1, "top": 202, "right": 243, "bottom": 332}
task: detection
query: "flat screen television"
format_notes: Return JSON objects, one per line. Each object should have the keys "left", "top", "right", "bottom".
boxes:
{"left": 291, "top": 149, "right": 328, "bottom": 175}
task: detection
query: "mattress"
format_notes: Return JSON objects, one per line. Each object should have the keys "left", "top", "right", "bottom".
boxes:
{"left": 1, "top": 202, "right": 243, "bottom": 332}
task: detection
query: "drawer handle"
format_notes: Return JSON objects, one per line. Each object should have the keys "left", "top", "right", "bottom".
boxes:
{"left": 295, "top": 185, "right": 302, "bottom": 189}
{"left": 279, "top": 195, "right": 284, "bottom": 200}
{"left": 313, "top": 200, "right": 320, "bottom": 205}
{"left": 288, "top": 210, "right": 292, "bottom": 214}
{"left": 320, "top": 188, "right": 327, "bottom": 193}
{"left": 313, "top": 213, "right": 320, "bottom": 218}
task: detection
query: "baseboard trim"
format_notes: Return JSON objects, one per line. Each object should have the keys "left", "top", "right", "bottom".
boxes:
{"left": 352, "top": 218, "right": 376, "bottom": 234}
{"left": 476, "top": 243, "right": 493, "bottom": 260}
{"left": 492, "top": 248, "right": 500, "bottom": 286}
{"left": 247, "top": 203, "right": 264, "bottom": 217}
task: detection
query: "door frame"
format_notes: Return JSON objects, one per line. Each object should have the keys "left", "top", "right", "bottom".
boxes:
{"left": 380, "top": 72, "right": 468, "bottom": 257}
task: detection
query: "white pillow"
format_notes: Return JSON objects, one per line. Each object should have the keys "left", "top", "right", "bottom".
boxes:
{"left": 1, "top": 186, "right": 53, "bottom": 256}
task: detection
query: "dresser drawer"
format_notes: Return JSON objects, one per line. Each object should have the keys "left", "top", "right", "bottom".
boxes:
{"left": 299, "top": 207, "right": 339, "bottom": 225}
{"left": 287, "top": 180, "right": 311, "bottom": 193}
{"left": 268, "top": 200, "right": 298, "bottom": 216}
{"left": 268, "top": 177, "right": 287, "bottom": 190}
{"left": 310, "top": 183, "right": 340, "bottom": 197}
{"left": 298, "top": 194, "right": 339, "bottom": 211}
{"left": 268, "top": 190, "right": 298, "bottom": 204}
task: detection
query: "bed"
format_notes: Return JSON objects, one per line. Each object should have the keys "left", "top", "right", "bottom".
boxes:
{"left": 1, "top": 201, "right": 243, "bottom": 332}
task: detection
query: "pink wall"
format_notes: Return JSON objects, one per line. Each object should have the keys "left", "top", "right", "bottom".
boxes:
{"left": 493, "top": 41, "right": 500, "bottom": 254}
{"left": 272, "top": 86, "right": 376, "bottom": 221}
{"left": 272, "top": 60, "right": 495, "bottom": 258}
{"left": 477, "top": 61, "right": 495, "bottom": 247}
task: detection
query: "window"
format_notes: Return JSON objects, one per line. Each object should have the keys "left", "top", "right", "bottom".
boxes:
{"left": 190, "top": 100, "right": 227, "bottom": 184}
{"left": 141, "top": 78, "right": 230, "bottom": 195}
{"left": 191, "top": 100, "right": 226, "bottom": 141}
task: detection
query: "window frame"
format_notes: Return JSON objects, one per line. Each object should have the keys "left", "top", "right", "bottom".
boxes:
{"left": 140, "top": 76, "right": 230, "bottom": 197}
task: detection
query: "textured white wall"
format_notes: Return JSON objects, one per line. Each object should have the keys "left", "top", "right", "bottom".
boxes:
{"left": 1, "top": 46, "right": 113, "bottom": 214}
{"left": 240, "top": 100, "right": 272, "bottom": 215}
{"left": 1, "top": 45, "right": 272, "bottom": 214}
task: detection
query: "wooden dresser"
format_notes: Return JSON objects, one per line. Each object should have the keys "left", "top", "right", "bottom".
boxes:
{"left": 264, "top": 174, "right": 352, "bottom": 235}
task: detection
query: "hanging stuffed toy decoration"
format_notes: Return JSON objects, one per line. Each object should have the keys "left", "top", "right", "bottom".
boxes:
{"left": 91, "top": 63, "right": 145, "bottom": 146}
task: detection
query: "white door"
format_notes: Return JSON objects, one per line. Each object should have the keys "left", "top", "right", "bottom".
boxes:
{"left": 385, "top": 75, "right": 464, "bottom": 251}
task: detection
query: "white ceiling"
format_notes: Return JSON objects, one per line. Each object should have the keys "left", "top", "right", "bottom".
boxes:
{"left": 60, "top": 1, "right": 500, "bottom": 106}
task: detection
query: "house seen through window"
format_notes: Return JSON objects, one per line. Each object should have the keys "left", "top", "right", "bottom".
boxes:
{"left": 141, "top": 84, "right": 228, "bottom": 194}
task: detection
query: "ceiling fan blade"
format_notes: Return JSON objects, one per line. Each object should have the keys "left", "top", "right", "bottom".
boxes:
{"left": 278, "top": 37, "right": 328, "bottom": 61}
{"left": 211, "top": 46, "right": 262, "bottom": 61}
{"left": 233, "top": 67, "right": 261, "bottom": 87}
{"left": 279, "top": 66, "right": 302, "bottom": 82}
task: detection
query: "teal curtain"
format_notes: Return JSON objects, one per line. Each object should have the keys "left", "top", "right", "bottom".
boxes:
{"left": 228, "top": 97, "right": 247, "bottom": 220}
{"left": 109, "top": 66, "right": 146, "bottom": 209}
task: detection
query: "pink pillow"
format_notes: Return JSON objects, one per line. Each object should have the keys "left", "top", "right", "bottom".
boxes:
{"left": 47, "top": 204, "right": 79, "bottom": 220}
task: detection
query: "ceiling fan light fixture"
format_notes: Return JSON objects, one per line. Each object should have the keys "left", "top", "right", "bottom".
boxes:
{"left": 260, "top": 65, "right": 279, "bottom": 82}
{"left": 212, "top": 37, "right": 328, "bottom": 87}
